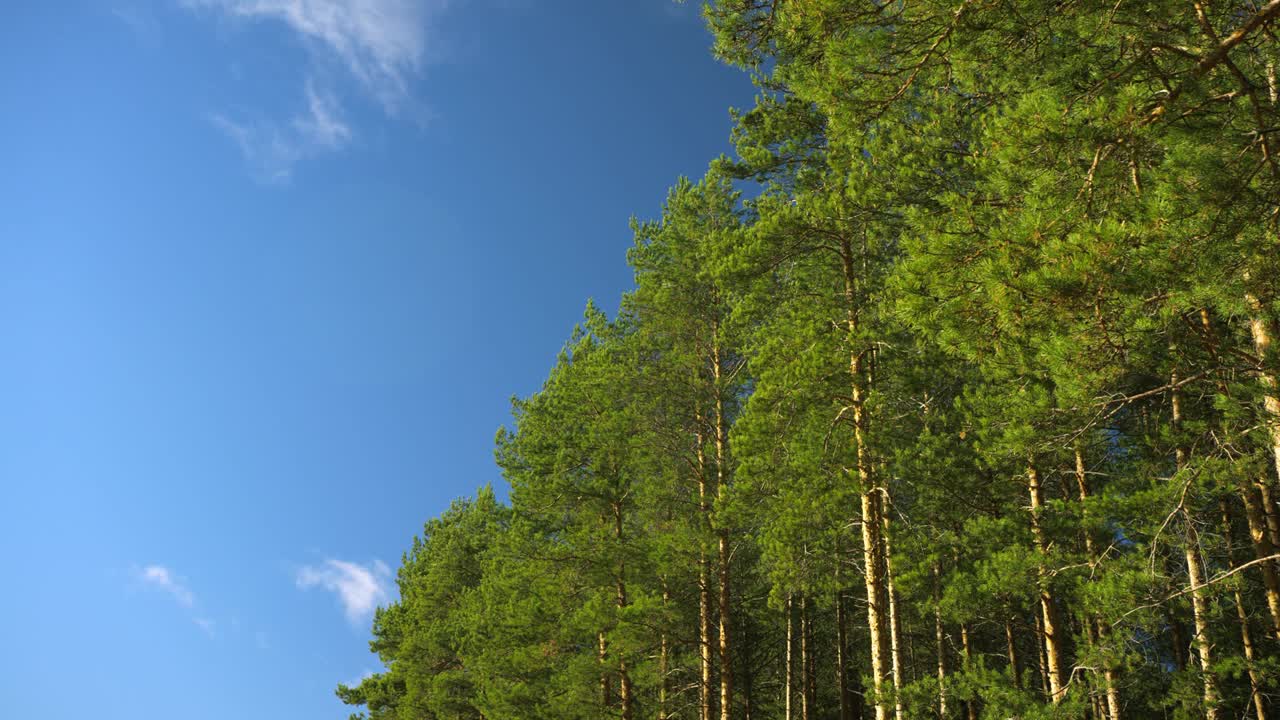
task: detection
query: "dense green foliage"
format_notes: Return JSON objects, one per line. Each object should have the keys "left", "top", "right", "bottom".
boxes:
{"left": 340, "top": 1, "right": 1280, "bottom": 718}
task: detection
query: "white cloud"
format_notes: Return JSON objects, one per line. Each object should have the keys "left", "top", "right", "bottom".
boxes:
{"left": 211, "top": 80, "right": 351, "bottom": 182}
{"left": 297, "top": 558, "right": 392, "bottom": 624}
{"left": 183, "top": 0, "right": 441, "bottom": 112}
{"left": 184, "top": 0, "right": 447, "bottom": 179}
{"left": 137, "top": 565, "right": 196, "bottom": 607}
{"left": 295, "top": 80, "right": 352, "bottom": 149}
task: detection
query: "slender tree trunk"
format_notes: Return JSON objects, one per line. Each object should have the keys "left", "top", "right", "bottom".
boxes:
{"left": 613, "top": 503, "right": 634, "bottom": 720}
{"left": 837, "top": 586, "right": 852, "bottom": 720}
{"left": 1034, "top": 610, "right": 1051, "bottom": 699}
{"left": 801, "top": 596, "right": 814, "bottom": 720}
{"left": 1028, "top": 463, "right": 1067, "bottom": 703}
{"left": 1005, "top": 619, "right": 1022, "bottom": 690}
{"left": 713, "top": 335, "right": 733, "bottom": 720}
{"left": 1184, "top": 532, "right": 1218, "bottom": 720}
{"left": 697, "top": 431, "right": 715, "bottom": 720}
{"left": 600, "top": 631, "right": 612, "bottom": 709}
{"left": 1075, "top": 447, "right": 1121, "bottom": 719}
{"left": 1198, "top": 307, "right": 1280, "bottom": 640}
{"left": 841, "top": 234, "right": 890, "bottom": 720}
{"left": 1221, "top": 500, "right": 1267, "bottom": 720}
{"left": 1245, "top": 292, "right": 1280, "bottom": 486}
{"left": 1102, "top": 619, "right": 1122, "bottom": 720}
{"left": 786, "top": 595, "right": 794, "bottom": 720}
{"left": 1172, "top": 379, "right": 1219, "bottom": 720}
{"left": 1258, "top": 480, "right": 1280, "bottom": 548}
{"left": 862, "top": 488, "right": 889, "bottom": 720}
{"left": 934, "top": 565, "right": 948, "bottom": 719}
{"left": 961, "top": 624, "right": 977, "bottom": 720}
{"left": 1240, "top": 480, "right": 1280, "bottom": 641}
{"left": 883, "top": 506, "right": 905, "bottom": 720}
{"left": 620, "top": 658, "right": 634, "bottom": 720}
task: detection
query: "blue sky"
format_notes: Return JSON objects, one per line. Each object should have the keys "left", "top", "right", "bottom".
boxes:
{"left": 0, "top": 2, "right": 754, "bottom": 717}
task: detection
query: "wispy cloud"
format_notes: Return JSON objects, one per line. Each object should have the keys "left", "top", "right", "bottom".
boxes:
{"left": 183, "top": 0, "right": 449, "bottom": 179}
{"left": 295, "top": 80, "right": 352, "bottom": 148}
{"left": 211, "top": 80, "right": 351, "bottom": 183}
{"left": 137, "top": 565, "right": 196, "bottom": 607}
{"left": 183, "top": 0, "right": 436, "bottom": 111}
{"left": 296, "top": 558, "right": 392, "bottom": 624}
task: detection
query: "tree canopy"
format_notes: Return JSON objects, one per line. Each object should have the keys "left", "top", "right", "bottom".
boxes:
{"left": 340, "top": 2, "right": 1280, "bottom": 718}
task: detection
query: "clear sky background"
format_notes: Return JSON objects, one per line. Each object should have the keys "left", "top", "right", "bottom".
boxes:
{"left": 0, "top": 2, "right": 755, "bottom": 717}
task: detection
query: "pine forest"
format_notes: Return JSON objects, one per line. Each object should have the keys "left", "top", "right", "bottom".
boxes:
{"left": 338, "top": 2, "right": 1280, "bottom": 718}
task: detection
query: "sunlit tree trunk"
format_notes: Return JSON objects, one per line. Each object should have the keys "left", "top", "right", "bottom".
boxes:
{"left": 1239, "top": 480, "right": 1280, "bottom": 641}
{"left": 1004, "top": 619, "right": 1021, "bottom": 690}
{"left": 1172, "top": 379, "right": 1218, "bottom": 720}
{"left": 801, "top": 596, "right": 814, "bottom": 720}
{"left": 712, "top": 331, "right": 733, "bottom": 720}
{"left": 934, "top": 565, "right": 948, "bottom": 718}
{"left": 1028, "top": 463, "right": 1066, "bottom": 703}
{"left": 599, "top": 631, "right": 612, "bottom": 710}
{"left": 697, "top": 430, "right": 715, "bottom": 720}
{"left": 1034, "top": 610, "right": 1050, "bottom": 699}
{"left": 961, "top": 623, "right": 977, "bottom": 720}
{"left": 883, "top": 505, "right": 905, "bottom": 720}
{"left": 1220, "top": 500, "right": 1267, "bottom": 720}
{"left": 1075, "top": 446, "right": 1120, "bottom": 718}
{"left": 842, "top": 234, "right": 890, "bottom": 720}
{"left": 1246, "top": 292, "right": 1280, "bottom": 488}
{"left": 612, "top": 502, "right": 634, "bottom": 720}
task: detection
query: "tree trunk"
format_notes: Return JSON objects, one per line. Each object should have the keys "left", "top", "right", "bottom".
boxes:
{"left": 1184, "top": 532, "right": 1218, "bottom": 720}
{"left": 837, "top": 587, "right": 852, "bottom": 720}
{"left": 613, "top": 503, "right": 634, "bottom": 720}
{"left": 1198, "top": 307, "right": 1280, "bottom": 641}
{"left": 841, "top": 233, "right": 890, "bottom": 720}
{"left": 1034, "top": 611, "right": 1051, "bottom": 699}
{"left": 1221, "top": 500, "right": 1267, "bottom": 720}
{"left": 883, "top": 507, "right": 905, "bottom": 720}
{"left": 711, "top": 332, "right": 733, "bottom": 720}
{"left": 1258, "top": 480, "right": 1280, "bottom": 548}
{"left": 1005, "top": 619, "right": 1022, "bottom": 690}
{"left": 599, "top": 631, "right": 612, "bottom": 709}
{"left": 1172, "top": 380, "right": 1219, "bottom": 720}
{"left": 1075, "top": 447, "right": 1121, "bottom": 719}
{"left": 862, "top": 488, "right": 889, "bottom": 720}
{"left": 961, "top": 624, "right": 977, "bottom": 720}
{"left": 1240, "top": 480, "right": 1280, "bottom": 642}
{"left": 786, "top": 595, "right": 794, "bottom": 720}
{"left": 697, "top": 432, "right": 715, "bottom": 720}
{"left": 1028, "top": 462, "right": 1067, "bottom": 703}
{"left": 1102, "top": 622, "right": 1122, "bottom": 720}
{"left": 1245, "top": 292, "right": 1280, "bottom": 487}
{"left": 934, "top": 566, "right": 948, "bottom": 719}
{"left": 801, "top": 596, "right": 814, "bottom": 720}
